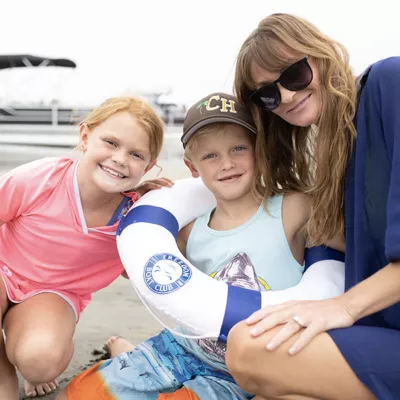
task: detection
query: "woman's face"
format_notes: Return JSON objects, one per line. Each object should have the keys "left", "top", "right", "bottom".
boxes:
{"left": 250, "top": 57, "right": 321, "bottom": 127}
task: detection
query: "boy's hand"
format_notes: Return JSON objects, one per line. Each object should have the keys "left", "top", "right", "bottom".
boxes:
{"left": 134, "top": 177, "right": 174, "bottom": 198}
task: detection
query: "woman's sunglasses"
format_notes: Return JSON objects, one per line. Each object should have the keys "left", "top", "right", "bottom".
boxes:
{"left": 249, "top": 57, "right": 313, "bottom": 111}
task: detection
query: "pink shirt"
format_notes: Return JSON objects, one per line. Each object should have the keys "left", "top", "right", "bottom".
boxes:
{"left": 0, "top": 157, "right": 131, "bottom": 310}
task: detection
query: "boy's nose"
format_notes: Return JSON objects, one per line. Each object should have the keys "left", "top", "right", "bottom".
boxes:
{"left": 221, "top": 156, "right": 235, "bottom": 170}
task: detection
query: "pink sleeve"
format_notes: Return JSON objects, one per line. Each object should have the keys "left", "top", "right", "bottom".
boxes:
{"left": 0, "top": 157, "right": 72, "bottom": 222}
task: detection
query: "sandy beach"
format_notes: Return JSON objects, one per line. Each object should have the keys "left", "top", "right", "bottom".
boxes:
{"left": 0, "top": 153, "right": 192, "bottom": 399}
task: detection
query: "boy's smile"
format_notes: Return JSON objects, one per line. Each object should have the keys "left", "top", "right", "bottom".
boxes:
{"left": 187, "top": 124, "right": 256, "bottom": 203}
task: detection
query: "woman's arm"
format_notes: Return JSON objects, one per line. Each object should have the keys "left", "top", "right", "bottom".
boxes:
{"left": 247, "top": 58, "right": 400, "bottom": 355}
{"left": 344, "top": 260, "right": 400, "bottom": 320}
{"left": 246, "top": 260, "right": 400, "bottom": 355}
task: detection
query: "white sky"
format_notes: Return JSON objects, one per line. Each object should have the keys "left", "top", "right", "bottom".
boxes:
{"left": 1, "top": 0, "right": 399, "bottom": 107}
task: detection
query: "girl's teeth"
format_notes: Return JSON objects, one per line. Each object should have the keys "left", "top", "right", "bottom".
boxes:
{"left": 101, "top": 166, "right": 124, "bottom": 178}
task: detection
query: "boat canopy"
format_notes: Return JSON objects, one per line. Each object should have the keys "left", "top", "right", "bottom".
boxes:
{"left": 0, "top": 55, "right": 76, "bottom": 70}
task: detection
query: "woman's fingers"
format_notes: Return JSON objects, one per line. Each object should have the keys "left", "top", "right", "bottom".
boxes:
{"left": 265, "top": 319, "right": 302, "bottom": 350}
{"left": 246, "top": 301, "right": 297, "bottom": 325}
{"left": 249, "top": 307, "right": 298, "bottom": 337}
{"left": 287, "top": 321, "right": 324, "bottom": 355}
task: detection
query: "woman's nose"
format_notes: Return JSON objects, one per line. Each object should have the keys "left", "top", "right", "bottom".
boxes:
{"left": 277, "top": 83, "right": 296, "bottom": 104}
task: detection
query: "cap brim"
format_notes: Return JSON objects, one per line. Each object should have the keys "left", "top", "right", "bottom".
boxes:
{"left": 182, "top": 116, "right": 257, "bottom": 147}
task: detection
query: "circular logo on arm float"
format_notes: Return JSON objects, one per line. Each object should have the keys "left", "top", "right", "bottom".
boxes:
{"left": 144, "top": 253, "right": 192, "bottom": 294}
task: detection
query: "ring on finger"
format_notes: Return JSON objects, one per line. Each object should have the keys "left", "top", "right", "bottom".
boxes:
{"left": 292, "top": 315, "right": 306, "bottom": 327}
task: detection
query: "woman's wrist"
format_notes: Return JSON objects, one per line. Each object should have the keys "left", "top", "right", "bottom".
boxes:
{"left": 340, "top": 261, "right": 400, "bottom": 321}
{"left": 341, "top": 290, "right": 365, "bottom": 322}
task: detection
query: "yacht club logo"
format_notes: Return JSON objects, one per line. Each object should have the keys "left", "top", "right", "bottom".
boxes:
{"left": 144, "top": 253, "right": 192, "bottom": 294}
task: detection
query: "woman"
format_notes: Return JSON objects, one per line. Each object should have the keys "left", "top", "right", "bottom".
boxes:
{"left": 225, "top": 13, "right": 400, "bottom": 400}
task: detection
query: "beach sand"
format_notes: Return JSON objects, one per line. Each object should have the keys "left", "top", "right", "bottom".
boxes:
{"left": 0, "top": 155, "right": 192, "bottom": 399}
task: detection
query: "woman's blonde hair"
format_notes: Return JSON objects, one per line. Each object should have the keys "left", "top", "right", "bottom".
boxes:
{"left": 234, "top": 13, "right": 357, "bottom": 245}
{"left": 80, "top": 96, "right": 164, "bottom": 160}
{"left": 184, "top": 122, "right": 264, "bottom": 201}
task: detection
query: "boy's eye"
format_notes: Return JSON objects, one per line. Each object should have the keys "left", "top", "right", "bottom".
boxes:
{"left": 131, "top": 152, "right": 144, "bottom": 160}
{"left": 203, "top": 153, "right": 216, "bottom": 160}
{"left": 105, "top": 139, "right": 116, "bottom": 147}
{"left": 233, "top": 146, "right": 245, "bottom": 152}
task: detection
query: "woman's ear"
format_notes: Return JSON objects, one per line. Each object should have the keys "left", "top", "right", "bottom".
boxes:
{"left": 184, "top": 159, "right": 200, "bottom": 178}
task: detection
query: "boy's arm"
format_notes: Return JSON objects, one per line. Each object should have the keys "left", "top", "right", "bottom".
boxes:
{"left": 282, "top": 192, "right": 310, "bottom": 263}
{"left": 261, "top": 192, "right": 344, "bottom": 305}
{"left": 176, "top": 220, "right": 195, "bottom": 258}
{"left": 283, "top": 192, "right": 345, "bottom": 253}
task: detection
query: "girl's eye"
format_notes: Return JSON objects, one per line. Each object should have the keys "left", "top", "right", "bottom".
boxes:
{"left": 105, "top": 140, "right": 116, "bottom": 147}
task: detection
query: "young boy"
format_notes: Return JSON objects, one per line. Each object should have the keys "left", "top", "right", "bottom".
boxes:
{"left": 58, "top": 93, "right": 310, "bottom": 400}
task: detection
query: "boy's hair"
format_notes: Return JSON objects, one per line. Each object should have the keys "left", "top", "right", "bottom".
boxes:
{"left": 80, "top": 96, "right": 164, "bottom": 160}
{"left": 183, "top": 122, "right": 235, "bottom": 162}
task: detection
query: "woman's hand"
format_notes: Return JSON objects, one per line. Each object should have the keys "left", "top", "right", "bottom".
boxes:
{"left": 246, "top": 296, "right": 356, "bottom": 355}
{"left": 134, "top": 177, "right": 174, "bottom": 197}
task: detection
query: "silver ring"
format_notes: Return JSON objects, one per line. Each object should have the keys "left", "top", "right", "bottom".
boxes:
{"left": 292, "top": 315, "right": 306, "bottom": 327}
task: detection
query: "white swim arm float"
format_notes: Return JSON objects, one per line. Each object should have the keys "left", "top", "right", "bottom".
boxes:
{"left": 117, "top": 178, "right": 345, "bottom": 342}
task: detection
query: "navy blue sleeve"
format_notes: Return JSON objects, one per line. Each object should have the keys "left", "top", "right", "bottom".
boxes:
{"left": 304, "top": 246, "right": 345, "bottom": 272}
{"left": 368, "top": 57, "right": 400, "bottom": 262}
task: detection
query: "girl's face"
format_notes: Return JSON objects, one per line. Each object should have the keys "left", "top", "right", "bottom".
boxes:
{"left": 250, "top": 57, "right": 321, "bottom": 127}
{"left": 79, "top": 111, "right": 155, "bottom": 194}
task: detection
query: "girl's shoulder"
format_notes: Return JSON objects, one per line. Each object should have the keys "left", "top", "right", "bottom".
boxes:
{"left": 0, "top": 157, "right": 77, "bottom": 222}
{"left": 4, "top": 157, "right": 76, "bottom": 179}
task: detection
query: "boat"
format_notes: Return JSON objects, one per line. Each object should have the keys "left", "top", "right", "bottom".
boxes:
{"left": 0, "top": 54, "right": 186, "bottom": 127}
{"left": 0, "top": 55, "right": 185, "bottom": 172}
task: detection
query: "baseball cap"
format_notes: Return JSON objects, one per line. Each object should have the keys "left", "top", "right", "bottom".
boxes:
{"left": 181, "top": 92, "right": 257, "bottom": 148}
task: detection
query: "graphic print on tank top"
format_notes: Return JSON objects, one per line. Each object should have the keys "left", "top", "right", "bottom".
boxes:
{"left": 197, "top": 252, "right": 271, "bottom": 360}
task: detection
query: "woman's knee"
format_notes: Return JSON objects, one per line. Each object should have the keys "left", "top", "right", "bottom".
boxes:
{"left": 7, "top": 330, "right": 73, "bottom": 382}
{"left": 226, "top": 321, "right": 265, "bottom": 393}
{"left": 226, "top": 322, "right": 296, "bottom": 397}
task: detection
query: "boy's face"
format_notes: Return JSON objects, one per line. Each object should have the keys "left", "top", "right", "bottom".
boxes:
{"left": 185, "top": 125, "right": 256, "bottom": 202}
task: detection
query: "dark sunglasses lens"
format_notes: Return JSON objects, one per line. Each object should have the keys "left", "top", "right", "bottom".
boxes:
{"left": 281, "top": 59, "right": 313, "bottom": 91}
{"left": 251, "top": 85, "right": 280, "bottom": 110}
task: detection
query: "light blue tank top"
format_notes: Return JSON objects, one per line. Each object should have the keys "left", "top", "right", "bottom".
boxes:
{"left": 174, "top": 194, "right": 304, "bottom": 372}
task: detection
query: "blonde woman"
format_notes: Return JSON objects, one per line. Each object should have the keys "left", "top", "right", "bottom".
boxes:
{"left": 226, "top": 13, "right": 400, "bottom": 400}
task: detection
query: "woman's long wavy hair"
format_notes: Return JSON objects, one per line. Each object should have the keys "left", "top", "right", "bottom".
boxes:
{"left": 234, "top": 13, "right": 357, "bottom": 245}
